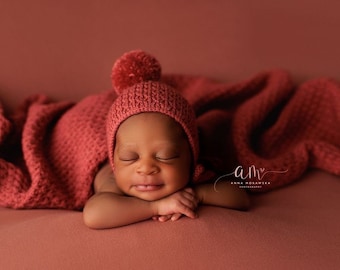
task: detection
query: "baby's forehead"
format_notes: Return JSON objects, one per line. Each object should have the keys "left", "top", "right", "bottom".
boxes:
{"left": 116, "top": 140, "right": 180, "bottom": 150}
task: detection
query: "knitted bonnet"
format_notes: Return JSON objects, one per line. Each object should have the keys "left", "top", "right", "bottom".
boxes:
{"left": 106, "top": 50, "right": 200, "bottom": 177}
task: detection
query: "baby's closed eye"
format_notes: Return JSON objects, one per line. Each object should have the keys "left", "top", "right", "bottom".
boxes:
{"left": 118, "top": 152, "right": 139, "bottom": 161}
{"left": 155, "top": 150, "right": 180, "bottom": 161}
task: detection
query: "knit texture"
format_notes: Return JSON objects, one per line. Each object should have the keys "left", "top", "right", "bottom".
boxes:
{"left": 0, "top": 69, "right": 340, "bottom": 209}
{"left": 0, "top": 91, "right": 116, "bottom": 209}
{"left": 111, "top": 50, "right": 162, "bottom": 94}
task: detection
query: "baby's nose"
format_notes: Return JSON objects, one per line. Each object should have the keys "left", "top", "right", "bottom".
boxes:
{"left": 136, "top": 158, "right": 159, "bottom": 175}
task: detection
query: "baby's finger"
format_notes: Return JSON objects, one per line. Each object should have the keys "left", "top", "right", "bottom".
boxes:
{"left": 183, "top": 188, "right": 199, "bottom": 205}
{"left": 184, "top": 187, "right": 195, "bottom": 196}
{"left": 180, "top": 193, "right": 199, "bottom": 210}
{"left": 178, "top": 204, "right": 197, "bottom": 219}
{"left": 171, "top": 213, "right": 182, "bottom": 221}
{"left": 158, "top": 215, "right": 172, "bottom": 222}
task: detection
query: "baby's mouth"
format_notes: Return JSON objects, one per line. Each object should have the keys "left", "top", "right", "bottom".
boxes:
{"left": 134, "top": 184, "right": 164, "bottom": 191}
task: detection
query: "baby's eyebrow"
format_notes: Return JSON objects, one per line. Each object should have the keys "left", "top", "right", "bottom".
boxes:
{"left": 115, "top": 143, "right": 137, "bottom": 152}
{"left": 154, "top": 141, "right": 181, "bottom": 149}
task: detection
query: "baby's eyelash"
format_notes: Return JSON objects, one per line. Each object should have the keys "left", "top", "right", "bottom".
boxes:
{"left": 120, "top": 158, "right": 138, "bottom": 161}
{"left": 156, "top": 155, "right": 179, "bottom": 160}
{"left": 119, "top": 155, "right": 139, "bottom": 161}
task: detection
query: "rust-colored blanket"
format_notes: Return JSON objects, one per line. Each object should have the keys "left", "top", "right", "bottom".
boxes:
{"left": 1, "top": 70, "right": 339, "bottom": 209}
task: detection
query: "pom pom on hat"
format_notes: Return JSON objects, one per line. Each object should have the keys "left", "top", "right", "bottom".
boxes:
{"left": 111, "top": 50, "right": 162, "bottom": 94}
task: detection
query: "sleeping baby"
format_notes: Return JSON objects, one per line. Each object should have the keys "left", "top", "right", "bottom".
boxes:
{"left": 83, "top": 50, "right": 249, "bottom": 229}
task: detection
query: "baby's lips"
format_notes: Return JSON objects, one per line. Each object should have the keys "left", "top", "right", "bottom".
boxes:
{"left": 134, "top": 184, "right": 164, "bottom": 191}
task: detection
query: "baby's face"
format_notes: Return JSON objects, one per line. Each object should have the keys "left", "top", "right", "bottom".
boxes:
{"left": 113, "top": 112, "right": 192, "bottom": 201}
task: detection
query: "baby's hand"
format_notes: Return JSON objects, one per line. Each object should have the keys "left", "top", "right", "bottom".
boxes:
{"left": 152, "top": 188, "right": 198, "bottom": 222}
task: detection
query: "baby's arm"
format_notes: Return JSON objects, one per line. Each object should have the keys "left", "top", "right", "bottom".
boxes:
{"left": 83, "top": 163, "right": 198, "bottom": 229}
{"left": 194, "top": 181, "right": 250, "bottom": 211}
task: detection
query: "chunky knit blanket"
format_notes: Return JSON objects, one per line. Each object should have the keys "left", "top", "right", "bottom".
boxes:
{"left": 1, "top": 70, "right": 339, "bottom": 210}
